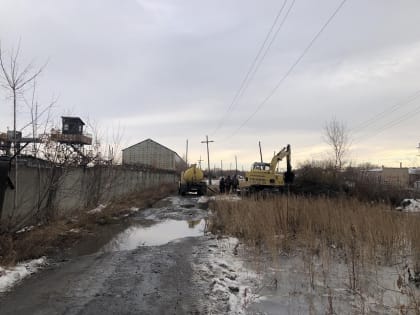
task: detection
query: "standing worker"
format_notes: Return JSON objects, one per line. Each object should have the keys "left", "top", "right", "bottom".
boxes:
{"left": 232, "top": 175, "right": 239, "bottom": 193}
{"left": 219, "top": 177, "right": 225, "bottom": 194}
{"left": 225, "top": 175, "right": 232, "bottom": 194}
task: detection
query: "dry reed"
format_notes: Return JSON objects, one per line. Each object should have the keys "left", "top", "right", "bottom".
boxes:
{"left": 209, "top": 195, "right": 419, "bottom": 266}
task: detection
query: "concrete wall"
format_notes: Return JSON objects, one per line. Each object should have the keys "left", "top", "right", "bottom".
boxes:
{"left": 1, "top": 165, "right": 177, "bottom": 230}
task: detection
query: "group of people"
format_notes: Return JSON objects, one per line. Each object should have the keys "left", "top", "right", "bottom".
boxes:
{"left": 219, "top": 175, "right": 239, "bottom": 194}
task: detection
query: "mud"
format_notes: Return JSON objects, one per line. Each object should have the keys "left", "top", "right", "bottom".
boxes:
{"left": 0, "top": 195, "right": 254, "bottom": 315}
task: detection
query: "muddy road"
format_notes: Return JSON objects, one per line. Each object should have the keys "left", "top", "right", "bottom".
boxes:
{"left": 0, "top": 196, "right": 257, "bottom": 315}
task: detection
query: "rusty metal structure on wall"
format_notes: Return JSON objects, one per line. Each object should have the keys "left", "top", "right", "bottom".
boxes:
{"left": 49, "top": 116, "right": 93, "bottom": 163}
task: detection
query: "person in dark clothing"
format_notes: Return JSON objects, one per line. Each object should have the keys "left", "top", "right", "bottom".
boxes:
{"left": 219, "top": 177, "right": 225, "bottom": 194}
{"left": 232, "top": 175, "right": 239, "bottom": 192}
{"left": 0, "top": 157, "right": 14, "bottom": 216}
{"left": 225, "top": 175, "right": 232, "bottom": 194}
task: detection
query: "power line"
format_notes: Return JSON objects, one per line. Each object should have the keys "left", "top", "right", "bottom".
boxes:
{"left": 227, "top": 0, "right": 348, "bottom": 140}
{"left": 231, "top": 0, "right": 296, "bottom": 113}
{"left": 352, "top": 100, "right": 420, "bottom": 144}
{"left": 211, "top": 0, "right": 290, "bottom": 136}
{"left": 350, "top": 88, "right": 420, "bottom": 133}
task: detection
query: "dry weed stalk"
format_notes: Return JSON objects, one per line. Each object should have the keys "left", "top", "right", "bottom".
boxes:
{"left": 210, "top": 195, "right": 418, "bottom": 263}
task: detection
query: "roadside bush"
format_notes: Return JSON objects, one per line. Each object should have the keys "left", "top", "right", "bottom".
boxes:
{"left": 292, "top": 161, "right": 414, "bottom": 205}
{"left": 293, "top": 164, "right": 343, "bottom": 197}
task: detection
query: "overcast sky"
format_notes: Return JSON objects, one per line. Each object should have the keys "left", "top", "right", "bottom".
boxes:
{"left": 1, "top": 0, "right": 420, "bottom": 170}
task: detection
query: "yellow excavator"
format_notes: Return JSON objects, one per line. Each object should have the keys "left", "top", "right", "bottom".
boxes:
{"left": 240, "top": 144, "right": 294, "bottom": 193}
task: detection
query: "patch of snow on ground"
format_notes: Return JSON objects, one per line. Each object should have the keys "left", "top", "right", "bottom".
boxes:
{"left": 87, "top": 204, "right": 107, "bottom": 214}
{"left": 192, "top": 236, "right": 260, "bottom": 314}
{"left": 129, "top": 206, "right": 139, "bottom": 212}
{"left": 197, "top": 196, "right": 209, "bottom": 204}
{"left": 0, "top": 257, "right": 47, "bottom": 293}
{"left": 396, "top": 199, "right": 420, "bottom": 212}
{"left": 210, "top": 194, "right": 241, "bottom": 202}
{"left": 15, "top": 225, "right": 34, "bottom": 234}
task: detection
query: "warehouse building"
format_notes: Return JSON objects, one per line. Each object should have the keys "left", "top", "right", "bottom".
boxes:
{"left": 122, "top": 138, "right": 184, "bottom": 171}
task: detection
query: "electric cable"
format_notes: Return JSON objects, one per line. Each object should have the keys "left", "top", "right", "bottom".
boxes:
{"left": 210, "top": 0, "right": 290, "bottom": 135}
{"left": 350, "top": 88, "right": 420, "bottom": 133}
{"left": 353, "top": 100, "right": 420, "bottom": 144}
{"left": 231, "top": 0, "right": 296, "bottom": 114}
{"left": 226, "top": 0, "right": 348, "bottom": 140}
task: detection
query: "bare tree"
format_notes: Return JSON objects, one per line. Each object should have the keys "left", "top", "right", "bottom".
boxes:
{"left": 323, "top": 118, "right": 350, "bottom": 170}
{"left": 19, "top": 80, "right": 58, "bottom": 157}
{"left": 0, "top": 41, "right": 46, "bottom": 151}
{"left": 0, "top": 41, "right": 46, "bottom": 209}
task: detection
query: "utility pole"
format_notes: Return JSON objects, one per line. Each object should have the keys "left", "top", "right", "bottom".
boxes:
{"left": 220, "top": 160, "right": 223, "bottom": 176}
{"left": 235, "top": 155, "right": 238, "bottom": 175}
{"left": 259, "top": 141, "right": 263, "bottom": 163}
{"left": 197, "top": 156, "right": 203, "bottom": 169}
{"left": 185, "top": 139, "right": 188, "bottom": 166}
{"left": 201, "top": 135, "right": 214, "bottom": 185}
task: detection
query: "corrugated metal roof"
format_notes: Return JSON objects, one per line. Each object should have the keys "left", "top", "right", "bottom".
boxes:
{"left": 122, "top": 138, "right": 182, "bottom": 160}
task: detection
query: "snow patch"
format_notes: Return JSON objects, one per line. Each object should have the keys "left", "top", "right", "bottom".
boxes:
{"left": 130, "top": 207, "right": 139, "bottom": 212}
{"left": 15, "top": 225, "right": 34, "bottom": 234}
{"left": 87, "top": 204, "right": 107, "bottom": 214}
{"left": 192, "top": 237, "right": 260, "bottom": 314}
{"left": 197, "top": 196, "right": 209, "bottom": 204}
{"left": 210, "top": 195, "right": 241, "bottom": 202}
{"left": 396, "top": 199, "right": 420, "bottom": 212}
{"left": 0, "top": 257, "right": 47, "bottom": 293}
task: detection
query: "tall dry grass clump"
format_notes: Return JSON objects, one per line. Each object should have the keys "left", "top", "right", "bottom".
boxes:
{"left": 209, "top": 195, "right": 419, "bottom": 265}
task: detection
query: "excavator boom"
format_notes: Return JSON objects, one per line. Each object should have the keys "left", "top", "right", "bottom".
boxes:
{"left": 241, "top": 144, "right": 294, "bottom": 193}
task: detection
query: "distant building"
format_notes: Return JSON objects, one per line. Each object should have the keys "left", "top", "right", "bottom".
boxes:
{"left": 122, "top": 139, "right": 184, "bottom": 171}
{"left": 409, "top": 168, "right": 420, "bottom": 189}
{"left": 363, "top": 167, "right": 409, "bottom": 188}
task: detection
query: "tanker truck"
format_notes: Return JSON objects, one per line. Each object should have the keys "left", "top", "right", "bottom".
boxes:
{"left": 178, "top": 164, "right": 207, "bottom": 196}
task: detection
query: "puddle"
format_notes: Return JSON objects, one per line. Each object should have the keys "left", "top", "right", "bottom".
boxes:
{"left": 102, "top": 219, "right": 206, "bottom": 252}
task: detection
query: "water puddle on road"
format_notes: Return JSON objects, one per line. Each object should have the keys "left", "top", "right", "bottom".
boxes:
{"left": 102, "top": 219, "right": 206, "bottom": 252}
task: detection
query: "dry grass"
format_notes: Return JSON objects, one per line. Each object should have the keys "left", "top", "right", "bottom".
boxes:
{"left": 0, "top": 183, "right": 177, "bottom": 265}
{"left": 209, "top": 195, "right": 420, "bottom": 312}
{"left": 209, "top": 195, "right": 420, "bottom": 265}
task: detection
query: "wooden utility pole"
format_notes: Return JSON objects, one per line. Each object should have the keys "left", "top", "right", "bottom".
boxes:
{"left": 259, "top": 141, "right": 263, "bottom": 163}
{"left": 197, "top": 156, "right": 203, "bottom": 169}
{"left": 235, "top": 155, "right": 238, "bottom": 175}
{"left": 185, "top": 139, "right": 188, "bottom": 166}
{"left": 201, "top": 135, "right": 214, "bottom": 185}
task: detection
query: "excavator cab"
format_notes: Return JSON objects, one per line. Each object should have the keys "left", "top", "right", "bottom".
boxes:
{"left": 251, "top": 162, "right": 271, "bottom": 171}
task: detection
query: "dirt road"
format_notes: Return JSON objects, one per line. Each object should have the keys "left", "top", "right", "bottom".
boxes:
{"left": 0, "top": 196, "right": 256, "bottom": 315}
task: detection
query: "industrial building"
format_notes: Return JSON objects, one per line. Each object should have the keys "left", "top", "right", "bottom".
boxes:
{"left": 122, "top": 139, "right": 184, "bottom": 171}
{"left": 363, "top": 167, "right": 414, "bottom": 188}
